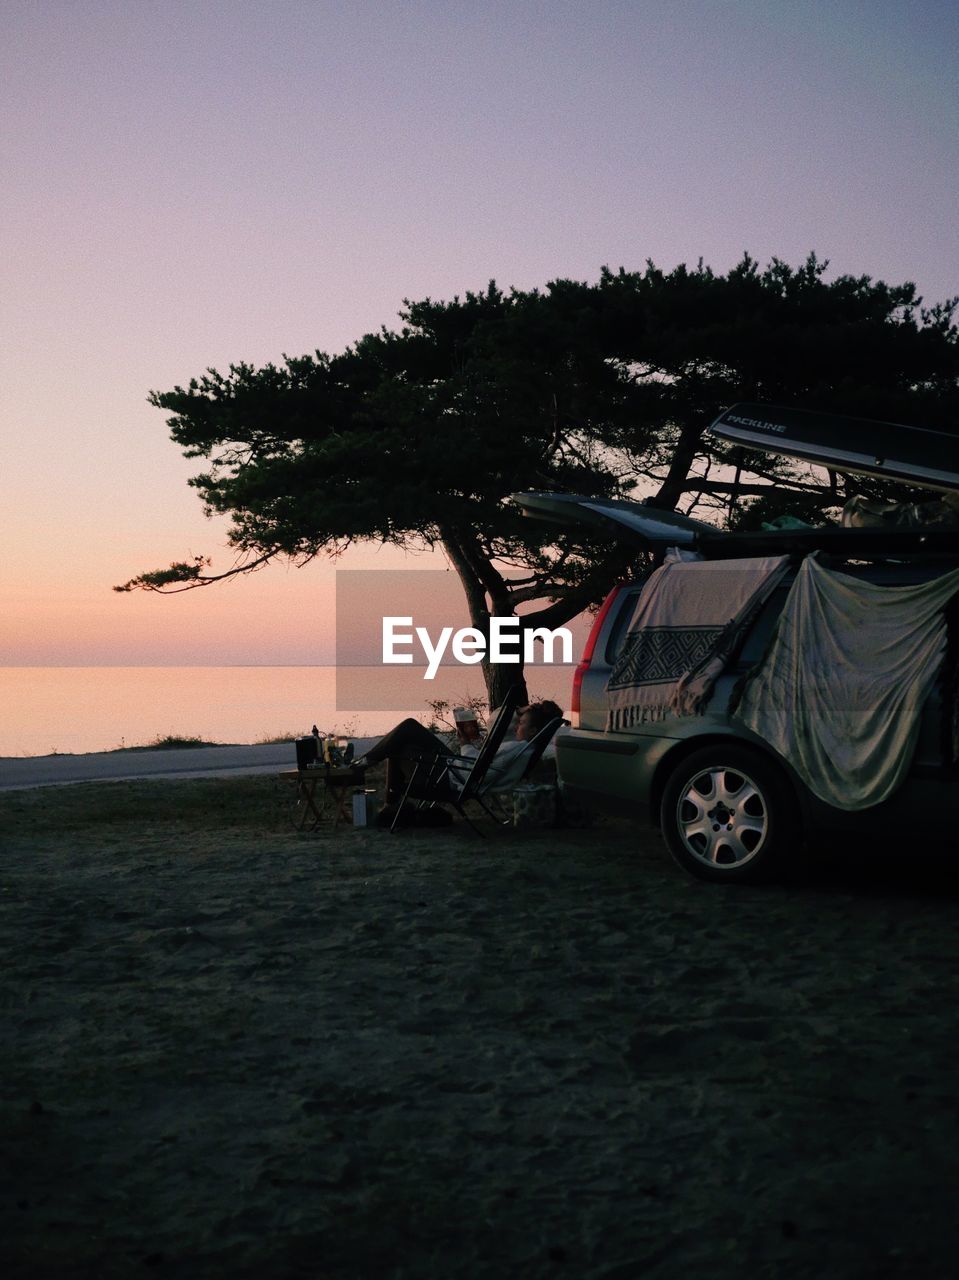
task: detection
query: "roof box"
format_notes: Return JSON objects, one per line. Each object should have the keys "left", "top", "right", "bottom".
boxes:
{"left": 708, "top": 402, "right": 959, "bottom": 495}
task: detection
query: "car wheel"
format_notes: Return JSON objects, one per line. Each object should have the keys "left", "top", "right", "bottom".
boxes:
{"left": 660, "top": 745, "right": 798, "bottom": 883}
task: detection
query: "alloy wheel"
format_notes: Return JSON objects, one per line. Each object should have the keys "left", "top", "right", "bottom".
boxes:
{"left": 674, "top": 764, "right": 768, "bottom": 869}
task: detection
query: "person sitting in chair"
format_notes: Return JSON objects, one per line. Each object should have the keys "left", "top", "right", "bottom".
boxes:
{"left": 451, "top": 705, "right": 483, "bottom": 755}
{"left": 357, "top": 700, "right": 563, "bottom": 810}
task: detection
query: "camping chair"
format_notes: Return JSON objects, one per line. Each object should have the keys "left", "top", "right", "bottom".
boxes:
{"left": 390, "top": 686, "right": 521, "bottom": 833}
{"left": 391, "top": 691, "right": 564, "bottom": 834}
{"left": 479, "top": 715, "right": 567, "bottom": 823}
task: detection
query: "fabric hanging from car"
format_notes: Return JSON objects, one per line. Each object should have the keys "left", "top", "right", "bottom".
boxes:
{"left": 606, "top": 553, "right": 790, "bottom": 729}
{"left": 732, "top": 555, "right": 959, "bottom": 810}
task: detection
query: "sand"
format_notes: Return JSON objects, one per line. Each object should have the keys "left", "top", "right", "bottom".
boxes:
{"left": 2, "top": 774, "right": 959, "bottom": 1278}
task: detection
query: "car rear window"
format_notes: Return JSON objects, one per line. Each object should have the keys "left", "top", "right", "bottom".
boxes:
{"left": 602, "top": 569, "right": 793, "bottom": 673}
{"left": 734, "top": 580, "right": 794, "bottom": 669}
{"left": 602, "top": 586, "right": 645, "bottom": 665}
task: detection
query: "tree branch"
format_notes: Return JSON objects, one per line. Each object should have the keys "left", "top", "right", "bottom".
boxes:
{"left": 517, "top": 545, "right": 638, "bottom": 631}
{"left": 676, "top": 479, "right": 834, "bottom": 498}
{"left": 113, "top": 550, "right": 280, "bottom": 593}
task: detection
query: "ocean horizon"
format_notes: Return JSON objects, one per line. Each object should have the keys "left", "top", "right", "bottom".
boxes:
{"left": 0, "top": 665, "right": 577, "bottom": 758}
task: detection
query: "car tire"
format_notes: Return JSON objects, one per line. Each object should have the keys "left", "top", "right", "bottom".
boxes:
{"left": 660, "top": 744, "right": 799, "bottom": 883}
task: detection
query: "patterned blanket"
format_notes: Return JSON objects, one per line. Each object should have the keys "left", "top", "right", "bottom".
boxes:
{"left": 606, "top": 553, "right": 789, "bottom": 729}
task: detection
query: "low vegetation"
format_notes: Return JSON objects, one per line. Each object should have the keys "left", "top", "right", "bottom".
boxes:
{"left": 110, "top": 733, "right": 225, "bottom": 752}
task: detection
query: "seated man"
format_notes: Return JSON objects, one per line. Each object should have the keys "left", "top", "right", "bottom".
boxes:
{"left": 358, "top": 700, "right": 563, "bottom": 810}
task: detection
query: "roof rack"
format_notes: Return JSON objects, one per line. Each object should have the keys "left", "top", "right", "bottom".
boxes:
{"left": 695, "top": 527, "right": 959, "bottom": 561}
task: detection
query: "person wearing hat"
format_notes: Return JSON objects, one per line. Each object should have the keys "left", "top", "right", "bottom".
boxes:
{"left": 452, "top": 705, "right": 483, "bottom": 756}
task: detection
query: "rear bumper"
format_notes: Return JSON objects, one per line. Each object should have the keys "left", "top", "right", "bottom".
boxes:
{"left": 557, "top": 728, "right": 679, "bottom": 814}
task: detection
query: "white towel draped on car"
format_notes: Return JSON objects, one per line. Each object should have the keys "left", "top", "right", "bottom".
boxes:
{"left": 733, "top": 555, "right": 959, "bottom": 810}
{"left": 606, "top": 554, "right": 790, "bottom": 729}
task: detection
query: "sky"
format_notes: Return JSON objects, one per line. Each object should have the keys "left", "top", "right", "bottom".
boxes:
{"left": 3, "top": 0, "right": 957, "bottom": 666}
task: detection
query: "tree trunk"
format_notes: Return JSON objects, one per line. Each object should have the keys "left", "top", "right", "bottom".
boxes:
{"left": 646, "top": 421, "right": 704, "bottom": 511}
{"left": 441, "top": 528, "right": 529, "bottom": 709}
{"left": 441, "top": 527, "right": 636, "bottom": 712}
{"left": 482, "top": 655, "right": 529, "bottom": 711}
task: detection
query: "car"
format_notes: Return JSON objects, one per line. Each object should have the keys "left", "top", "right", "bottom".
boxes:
{"left": 511, "top": 403, "right": 959, "bottom": 883}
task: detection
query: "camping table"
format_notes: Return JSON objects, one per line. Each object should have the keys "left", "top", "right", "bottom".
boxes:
{"left": 281, "top": 767, "right": 367, "bottom": 829}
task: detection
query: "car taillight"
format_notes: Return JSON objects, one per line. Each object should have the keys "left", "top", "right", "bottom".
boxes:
{"left": 570, "top": 585, "right": 624, "bottom": 728}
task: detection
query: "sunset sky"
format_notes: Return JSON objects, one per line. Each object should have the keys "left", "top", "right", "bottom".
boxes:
{"left": 3, "top": 0, "right": 957, "bottom": 667}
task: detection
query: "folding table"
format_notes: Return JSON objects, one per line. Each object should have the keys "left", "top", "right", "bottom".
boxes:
{"left": 281, "top": 766, "right": 367, "bottom": 829}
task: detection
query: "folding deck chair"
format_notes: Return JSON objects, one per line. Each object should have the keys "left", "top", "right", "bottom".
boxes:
{"left": 479, "top": 714, "right": 566, "bottom": 822}
{"left": 390, "top": 687, "right": 564, "bottom": 834}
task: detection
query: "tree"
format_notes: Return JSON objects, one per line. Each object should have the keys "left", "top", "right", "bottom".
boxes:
{"left": 592, "top": 254, "right": 958, "bottom": 521}
{"left": 118, "top": 256, "right": 959, "bottom": 705}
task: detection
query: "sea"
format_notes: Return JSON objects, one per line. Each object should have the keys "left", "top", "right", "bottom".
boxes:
{"left": 0, "top": 666, "right": 577, "bottom": 758}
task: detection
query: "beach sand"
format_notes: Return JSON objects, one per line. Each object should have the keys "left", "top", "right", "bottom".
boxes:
{"left": 2, "top": 775, "right": 959, "bottom": 1278}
